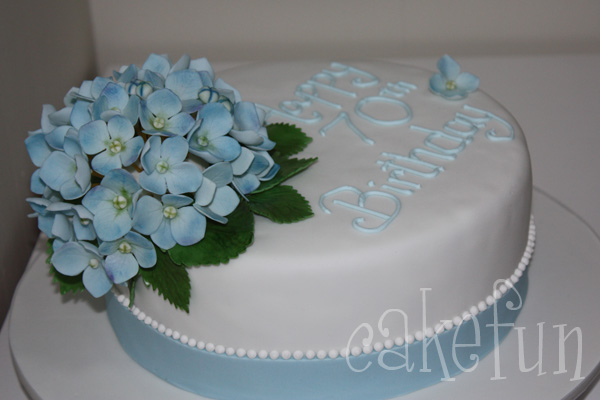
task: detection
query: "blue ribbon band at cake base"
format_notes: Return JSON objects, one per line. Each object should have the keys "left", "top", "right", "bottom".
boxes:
{"left": 106, "top": 271, "right": 528, "bottom": 400}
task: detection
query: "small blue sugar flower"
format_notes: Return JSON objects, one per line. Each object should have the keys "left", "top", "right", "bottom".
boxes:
{"left": 133, "top": 194, "right": 206, "bottom": 250}
{"left": 194, "top": 162, "right": 240, "bottom": 223}
{"left": 79, "top": 115, "right": 144, "bottom": 176}
{"left": 188, "top": 103, "right": 241, "bottom": 163}
{"left": 51, "top": 241, "right": 113, "bottom": 298}
{"left": 139, "top": 135, "right": 202, "bottom": 195}
{"left": 81, "top": 169, "right": 141, "bottom": 241}
{"left": 230, "top": 102, "right": 275, "bottom": 151}
{"left": 38, "top": 133, "right": 92, "bottom": 200}
{"left": 99, "top": 232, "right": 157, "bottom": 284}
{"left": 140, "top": 89, "right": 195, "bottom": 136}
{"left": 429, "top": 55, "right": 480, "bottom": 100}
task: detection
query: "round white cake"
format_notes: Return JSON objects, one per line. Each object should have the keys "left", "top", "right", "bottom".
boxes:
{"left": 128, "top": 60, "right": 532, "bottom": 357}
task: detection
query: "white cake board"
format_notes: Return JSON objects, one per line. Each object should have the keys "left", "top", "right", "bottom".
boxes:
{"left": 8, "top": 189, "right": 600, "bottom": 400}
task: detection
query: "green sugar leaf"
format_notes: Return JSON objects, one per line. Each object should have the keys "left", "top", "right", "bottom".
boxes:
{"left": 49, "top": 265, "right": 85, "bottom": 295}
{"left": 248, "top": 185, "right": 313, "bottom": 223}
{"left": 253, "top": 156, "right": 318, "bottom": 194}
{"left": 168, "top": 201, "right": 255, "bottom": 267}
{"left": 267, "top": 123, "right": 312, "bottom": 158}
{"left": 139, "top": 249, "right": 191, "bottom": 313}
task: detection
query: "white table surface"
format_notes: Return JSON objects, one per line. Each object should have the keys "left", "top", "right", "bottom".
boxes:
{"left": 2, "top": 53, "right": 600, "bottom": 399}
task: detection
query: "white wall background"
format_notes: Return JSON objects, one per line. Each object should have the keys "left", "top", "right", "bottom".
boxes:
{"left": 2, "top": 0, "right": 600, "bottom": 326}
{"left": 88, "top": 0, "right": 600, "bottom": 71}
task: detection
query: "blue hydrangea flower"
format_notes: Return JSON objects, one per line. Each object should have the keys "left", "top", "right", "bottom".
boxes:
{"left": 91, "top": 82, "right": 140, "bottom": 124}
{"left": 81, "top": 169, "right": 141, "bottom": 241}
{"left": 139, "top": 135, "right": 202, "bottom": 195}
{"left": 45, "top": 202, "right": 97, "bottom": 244}
{"left": 230, "top": 102, "right": 275, "bottom": 151}
{"left": 38, "top": 134, "right": 91, "bottom": 200}
{"left": 99, "top": 232, "right": 156, "bottom": 284}
{"left": 79, "top": 116, "right": 144, "bottom": 176}
{"left": 188, "top": 103, "right": 241, "bottom": 163}
{"left": 51, "top": 241, "right": 113, "bottom": 298}
{"left": 232, "top": 149, "right": 280, "bottom": 195}
{"left": 133, "top": 194, "right": 206, "bottom": 250}
{"left": 25, "top": 132, "right": 53, "bottom": 194}
{"left": 429, "top": 55, "right": 480, "bottom": 100}
{"left": 194, "top": 162, "right": 240, "bottom": 223}
{"left": 26, "top": 195, "right": 73, "bottom": 246}
{"left": 140, "top": 89, "right": 195, "bottom": 136}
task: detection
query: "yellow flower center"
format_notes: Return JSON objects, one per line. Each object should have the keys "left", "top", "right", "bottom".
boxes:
{"left": 445, "top": 80, "right": 457, "bottom": 91}
{"left": 153, "top": 117, "right": 166, "bottom": 130}
{"left": 113, "top": 195, "right": 128, "bottom": 210}
{"left": 163, "top": 206, "right": 177, "bottom": 219}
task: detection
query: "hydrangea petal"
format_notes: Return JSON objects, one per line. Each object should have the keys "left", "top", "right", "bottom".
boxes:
{"left": 231, "top": 147, "right": 255, "bottom": 175}
{"left": 25, "top": 134, "right": 52, "bottom": 167}
{"left": 30, "top": 169, "right": 46, "bottom": 194}
{"left": 170, "top": 207, "right": 206, "bottom": 246}
{"left": 82, "top": 263, "right": 113, "bottom": 297}
{"left": 429, "top": 73, "right": 446, "bottom": 94}
{"left": 161, "top": 136, "right": 189, "bottom": 163}
{"left": 234, "top": 174, "right": 260, "bottom": 195}
{"left": 46, "top": 126, "right": 71, "bottom": 150}
{"left": 438, "top": 55, "right": 461, "bottom": 80}
{"left": 133, "top": 196, "right": 163, "bottom": 234}
{"left": 165, "top": 70, "right": 202, "bottom": 100}
{"left": 143, "top": 54, "right": 171, "bottom": 78}
{"left": 91, "top": 150, "right": 121, "bottom": 176}
{"left": 101, "top": 82, "right": 128, "bottom": 110}
{"left": 229, "top": 129, "right": 264, "bottom": 146}
{"left": 80, "top": 120, "right": 110, "bottom": 155}
{"left": 162, "top": 194, "right": 194, "bottom": 208}
{"left": 190, "top": 57, "right": 214, "bottom": 81}
{"left": 122, "top": 95, "right": 140, "bottom": 125}
{"left": 93, "top": 207, "right": 131, "bottom": 241}
{"left": 101, "top": 169, "right": 140, "bottom": 196}
{"left": 165, "top": 162, "right": 202, "bottom": 194}
{"left": 198, "top": 103, "right": 234, "bottom": 138}
{"left": 139, "top": 170, "right": 167, "bottom": 195}
{"left": 82, "top": 186, "right": 115, "bottom": 215}
{"left": 51, "top": 242, "right": 91, "bottom": 276}
{"left": 107, "top": 115, "right": 135, "bottom": 141}
{"left": 214, "top": 78, "right": 241, "bottom": 103}
{"left": 456, "top": 72, "right": 480, "bottom": 92}
{"left": 204, "top": 162, "right": 233, "bottom": 186}
{"left": 208, "top": 136, "right": 241, "bottom": 161}
{"left": 39, "top": 152, "right": 74, "bottom": 191}
{"left": 141, "top": 136, "right": 161, "bottom": 172}
{"left": 119, "top": 136, "right": 144, "bottom": 167}
{"left": 146, "top": 89, "right": 182, "bottom": 117}
{"left": 209, "top": 186, "right": 240, "bottom": 216}
{"left": 195, "top": 179, "right": 216, "bottom": 206}
{"left": 70, "top": 100, "right": 91, "bottom": 129}
{"left": 104, "top": 252, "right": 139, "bottom": 284}
{"left": 126, "top": 232, "right": 157, "bottom": 268}
{"left": 51, "top": 213, "right": 72, "bottom": 241}
{"left": 151, "top": 220, "right": 176, "bottom": 250}
{"left": 164, "top": 112, "right": 195, "bottom": 136}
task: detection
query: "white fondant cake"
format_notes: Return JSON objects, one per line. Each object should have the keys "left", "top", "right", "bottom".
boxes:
{"left": 126, "top": 60, "right": 532, "bottom": 360}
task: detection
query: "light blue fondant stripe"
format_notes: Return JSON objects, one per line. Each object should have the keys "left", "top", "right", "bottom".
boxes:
{"left": 106, "top": 271, "right": 528, "bottom": 400}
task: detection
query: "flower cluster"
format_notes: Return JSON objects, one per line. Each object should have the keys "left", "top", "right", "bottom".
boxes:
{"left": 26, "top": 54, "right": 282, "bottom": 298}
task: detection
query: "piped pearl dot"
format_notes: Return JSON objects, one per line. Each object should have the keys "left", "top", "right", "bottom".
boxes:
{"left": 394, "top": 337, "right": 405, "bottom": 346}
{"left": 172, "top": 331, "right": 180, "bottom": 340}
{"left": 144, "top": 316, "right": 152, "bottom": 325}
{"left": 215, "top": 345, "right": 225, "bottom": 354}
{"left": 188, "top": 339, "right": 197, "bottom": 348}
{"left": 197, "top": 341, "right": 205, "bottom": 350}
{"left": 158, "top": 324, "right": 166, "bottom": 333}
{"left": 117, "top": 294, "right": 125, "bottom": 303}
{"left": 374, "top": 342, "right": 384, "bottom": 352}
{"left": 328, "top": 349, "right": 339, "bottom": 359}
{"left": 293, "top": 351, "right": 304, "bottom": 360}
{"left": 205, "top": 343, "right": 215, "bottom": 352}
{"left": 363, "top": 345, "right": 374, "bottom": 354}
{"left": 478, "top": 301, "right": 487, "bottom": 312}
{"left": 384, "top": 339, "right": 394, "bottom": 349}
{"left": 305, "top": 350, "right": 316, "bottom": 360}
{"left": 137, "top": 312, "right": 146, "bottom": 321}
{"left": 281, "top": 350, "right": 292, "bottom": 360}
{"left": 247, "top": 350, "right": 257, "bottom": 359}
{"left": 236, "top": 348, "right": 246, "bottom": 358}
{"left": 351, "top": 346, "right": 362, "bottom": 357}
{"left": 226, "top": 347, "right": 235, "bottom": 356}
{"left": 269, "top": 350, "right": 279, "bottom": 360}
{"left": 405, "top": 335, "right": 415, "bottom": 345}
{"left": 179, "top": 335, "right": 188, "bottom": 344}
{"left": 165, "top": 328, "right": 172, "bottom": 337}
{"left": 258, "top": 350, "right": 268, "bottom": 359}
{"left": 486, "top": 296, "right": 495, "bottom": 306}
{"left": 317, "top": 350, "right": 327, "bottom": 360}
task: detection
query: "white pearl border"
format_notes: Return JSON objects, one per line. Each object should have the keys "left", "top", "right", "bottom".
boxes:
{"left": 114, "top": 216, "right": 536, "bottom": 360}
